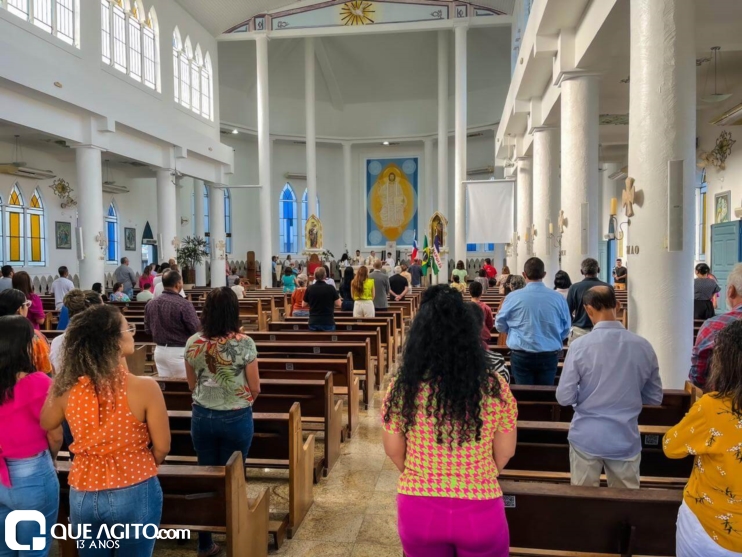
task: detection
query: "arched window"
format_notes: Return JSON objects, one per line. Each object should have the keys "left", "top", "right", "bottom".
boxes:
{"left": 224, "top": 188, "right": 232, "bottom": 254}
{"left": 279, "top": 184, "right": 298, "bottom": 255}
{"left": 172, "top": 33, "right": 213, "bottom": 120}
{"left": 4, "top": 0, "right": 77, "bottom": 45}
{"left": 27, "top": 189, "right": 45, "bottom": 265}
{"left": 105, "top": 202, "right": 119, "bottom": 263}
{"left": 6, "top": 185, "right": 25, "bottom": 264}
{"left": 301, "top": 189, "right": 320, "bottom": 248}
{"left": 102, "top": 0, "right": 159, "bottom": 90}
{"left": 466, "top": 243, "right": 495, "bottom": 253}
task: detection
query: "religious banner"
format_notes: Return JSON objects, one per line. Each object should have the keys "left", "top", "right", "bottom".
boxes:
{"left": 365, "top": 157, "right": 418, "bottom": 247}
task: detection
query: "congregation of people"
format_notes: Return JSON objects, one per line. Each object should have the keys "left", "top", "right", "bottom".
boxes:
{"left": 0, "top": 250, "right": 741, "bottom": 557}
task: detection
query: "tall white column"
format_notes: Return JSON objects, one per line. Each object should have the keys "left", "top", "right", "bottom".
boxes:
{"left": 516, "top": 157, "right": 533, "bottom": 272}
{"left": 437, "top": 30, "right": 449, "bottom": 217}
{"left": 156, "top": 168, "right": 177, "bottom": 263}
{"left": 629, "top": 0, "right": 695, "bottom": 389}
{"left": 208, "top": 184, "right": 227, "bottom": 288}
{"left": 533, "top": 127, "right": 560, "bottom": 286}
{"left": 193, "top": 179, "right": 207, "bottom": 286}
{"left": 305, "top": 38, "right": 318, "bottom": 218}
{"left": 342, "top": 142, "right": 352, "bottom": 251}
{"left": 256, "top": 35, "right": 273, "bottom": 287}
{"left": 75, "top": 146, "right": 104, "bottom": 289}
{"left": 559, "top": 73, "right": 599, "bottom": 281}
{"left": 424, "top": 137, "right": 434, "bottom": 228}
{"left": 453, "top": 24, "right": 467, "bottom": 266}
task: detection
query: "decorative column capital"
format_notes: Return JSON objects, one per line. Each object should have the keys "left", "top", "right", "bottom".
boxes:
{"left": 555, "top": 70, "right": 601, "bottom": 88}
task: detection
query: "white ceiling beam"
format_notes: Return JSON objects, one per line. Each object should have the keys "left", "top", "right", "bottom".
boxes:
{"left": 218, "top": 16, "right": 513, "bottom": 42}
{"left": 315, "top": 38, "right": 343, "bottom": 111}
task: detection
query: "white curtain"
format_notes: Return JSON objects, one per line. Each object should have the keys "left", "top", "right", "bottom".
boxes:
{"left": 466, "top": 180, "right": 514, "bottom": 243}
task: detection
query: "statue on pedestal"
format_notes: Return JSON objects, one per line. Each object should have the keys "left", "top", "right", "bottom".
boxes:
{"left": 304, "top": 214, "right": 323, "bottom": 250}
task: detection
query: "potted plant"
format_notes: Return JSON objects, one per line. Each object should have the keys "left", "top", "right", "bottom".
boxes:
{"left": 176, "top": 236, "right": 209, "bottom": 286}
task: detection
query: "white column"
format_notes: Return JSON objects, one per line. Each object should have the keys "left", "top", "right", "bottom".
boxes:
{"left": 256, "top": 35, "right": 273, "bottom": 287}
{"left": 629, "top": 0, "right": 695, "bottom": 389}
{"left": 75, "top": 146, "right": 104, "bottom": 289}
{"left": 193, "top": 179, "right": 207, "bottom": 286}
{"left": 516, "top": 157, "right": 533, "bottom": 272}
{"left": 305, "top": 38, "right": 318, "bottom": 218}
{"left": 208, "top": 184, "right": 227, "bottom": 288}
{"left": 437, "top": 30, "right": 449, "bottom": 217}
{"left": 453, "top": 24, "right": 467, "bottom": 266}
{"left": 424, "top": 137, "right": 434, "bottom": 227}
{"left": 156, "top": 168, "right": 177, "bottom": 263}
{"left": 533, "top": 127, "right": 560, "bottom": 286}
{"left": 343, "top": 142, "right": 352, "bottom": 250}
{"left": 559, "top": 73, "right": 599, "bottom": 281}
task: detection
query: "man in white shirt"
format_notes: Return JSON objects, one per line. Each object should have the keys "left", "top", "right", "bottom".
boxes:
{"left": 231, "top": 277, "right": 245, "bottom": 299}
{"left": 51, "top": 266, "right": 75, "bottom": 310}
{"left": 385, "top": 255, "right": 395, "bottom": 270}
{"left": 136, "top": 283, "right": 154, "bottom": 302}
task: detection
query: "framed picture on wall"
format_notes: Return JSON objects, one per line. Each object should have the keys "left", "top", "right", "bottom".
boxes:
{"left": 715, "top": 191, "right": 731, "bottom": 223}
{"left": 55, "top": 222, "right": 72, "bottom": 249}
{"left": 124, "top": 227, "right": 137, "bottom": 251}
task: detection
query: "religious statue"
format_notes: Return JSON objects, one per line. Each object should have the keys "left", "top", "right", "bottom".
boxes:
{"left": 429, "top": 212, "right": 448, "bottom": 250}
{"left": 304, "top": 214, "right": 323, "bottom": 250}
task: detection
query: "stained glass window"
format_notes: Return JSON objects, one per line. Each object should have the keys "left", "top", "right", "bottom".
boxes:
{"left": 466, "top": 243, "right": 495, "bottom": 253}
{"left": 6, "top": 185, "right": 24, "bottom": 264}
{"left": 106, "top": 202, "right": 118, "bottom": 263}
{"left": 26, "top": 189, "right": 45, "bottom": 264}
{"left": 280, "top": 184, "right": 298, "bottom": 255}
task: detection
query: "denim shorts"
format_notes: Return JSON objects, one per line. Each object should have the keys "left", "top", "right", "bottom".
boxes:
{"left": 0, "top": 451, "right": 59, "bottom": 557}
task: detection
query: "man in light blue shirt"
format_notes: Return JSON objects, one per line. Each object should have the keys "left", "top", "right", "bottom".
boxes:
{"left": 556, "top": 286, "right": 663, "bottom": 489}
{"left": 495, "top": 257, "right": 570, "bottom": 385}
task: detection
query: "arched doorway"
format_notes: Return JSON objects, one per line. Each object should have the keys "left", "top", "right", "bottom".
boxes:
{"left": 141, "top": 222, "right": 158, "bottom": 270}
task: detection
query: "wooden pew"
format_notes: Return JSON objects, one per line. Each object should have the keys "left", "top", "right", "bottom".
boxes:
{"left": 503, "top": 480, "right": 681, "bottom": 556}
{"left": 155, "top": 375, "right": 342, "bottom": 479}
{"left": 512, "top": 385, "right": 693, "bottom": 426}
{"left": 56, "top": 453, "right": 270, "bottom": 557}
{"left": 167, "top": 403, "right": 313, "bottom": 541}
{"left": 510, "top": 421, "right": 693, "bottom": 479}
{"left": 258, "top": 356, "right": 360, "bottom": 438}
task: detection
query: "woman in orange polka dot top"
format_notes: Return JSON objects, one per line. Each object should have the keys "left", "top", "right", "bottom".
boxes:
{"left": 382, "top": 285, "right": 518, "bottom": 557}
{"left": 41, "top": 305, "right": 171, "bottom": 556}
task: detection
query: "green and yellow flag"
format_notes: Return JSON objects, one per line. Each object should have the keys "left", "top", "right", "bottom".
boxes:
{"left": 421, "top": 235, "right": 431, "bottom": 276}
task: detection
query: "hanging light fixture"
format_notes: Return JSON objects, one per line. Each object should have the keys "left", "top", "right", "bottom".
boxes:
{"left": 701, "top": 47, "right": 732, "bottom": 103}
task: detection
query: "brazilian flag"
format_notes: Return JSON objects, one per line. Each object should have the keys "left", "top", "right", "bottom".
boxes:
{"left": 421, "top": 235, "right": 431, "bottom": 276}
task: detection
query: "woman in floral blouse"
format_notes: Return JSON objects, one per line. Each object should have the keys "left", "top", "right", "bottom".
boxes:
{"left": 185, "top": 287, "right": 260, "bottom": 557}
{"left": 382, "top": 285, "right": 517, "bottom": 557}
{"left": 664, "top": 319, "right": 742, "bottom": 556}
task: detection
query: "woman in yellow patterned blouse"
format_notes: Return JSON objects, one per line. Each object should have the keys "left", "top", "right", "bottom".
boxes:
{"left": 664, "top": 319, "right": 742, "bottom": 556}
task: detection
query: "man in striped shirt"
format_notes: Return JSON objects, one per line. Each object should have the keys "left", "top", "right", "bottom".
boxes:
{"left": 689, "top": 263, "right": 742, "bottom": 388}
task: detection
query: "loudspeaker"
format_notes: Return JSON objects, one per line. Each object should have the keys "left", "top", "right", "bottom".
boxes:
{"left": 668, "top": 160, "right": 684, "bottom": 252}
{"left": 76, "top": 227, "right": 84, "bottom": 261}
{"left": 580, "top": 203, "right": 589, "bottom": 255}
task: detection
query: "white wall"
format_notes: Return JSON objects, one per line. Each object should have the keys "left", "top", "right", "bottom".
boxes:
{"left": 0, "top": 139, "right": 158, "bottom": 281}
{"left": 221, "top": 134, "right": 499, "bottom": 265}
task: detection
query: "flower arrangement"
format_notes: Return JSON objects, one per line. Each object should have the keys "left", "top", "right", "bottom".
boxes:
{"left": 49, "top": 178, "right": 77, "bottom": 208}
{"left": 698, "top": 131, "right": 736, "bottom": 171}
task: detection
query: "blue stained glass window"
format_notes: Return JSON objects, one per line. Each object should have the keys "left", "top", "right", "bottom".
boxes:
{"left": 279, "top": 184, "right": 297, "bottom": 254}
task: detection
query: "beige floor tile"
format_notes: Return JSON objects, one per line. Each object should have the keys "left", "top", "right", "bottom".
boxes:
{"left": 323, "top": 468, "right": 381, "bottom": 492}
{"left": 382, "top": 458, "right": 400, "bottom": 471}
{"left": 292, "top": 509, "right": 365, "bottom": 543}
{"left": 270, "top": 540, "right": 354, "bottom": 556}
{"left": 374, "top": 470, "right": 401, "bottom": 491}
{"left": 356, "top": 514, "right": 401, "bottom": 546}
{"left": 312, "top": 486, "right": 373, "bottom": 513}
{"left": 350, "top": 543, "right": 403, "bottom": 557}
{"left": 365, "top": 490, "right": 398, "bottom": 516}
{"left": 330, "top": 453, "right": 386, "bottom": 471}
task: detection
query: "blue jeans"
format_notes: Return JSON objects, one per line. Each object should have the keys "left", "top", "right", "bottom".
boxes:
{"left": 292, "top": 310, "right": 309, "bottom": 317}
{"left": 510, "top": 350, "right": 560, "bottom": 386}
{"left": 69, "top": 476, "right": 162, "bottom": 557}
{"left": 191, "top": 404, "right": 254, "bottom": 551}
{"left": 0, "top": 451, "right": 59, "bottom": 557}
{"left": 123, "top": 288, "right": 134, "bottom": 300}
{"left": 308, "top": 323, "right": 335, "bottom": 331}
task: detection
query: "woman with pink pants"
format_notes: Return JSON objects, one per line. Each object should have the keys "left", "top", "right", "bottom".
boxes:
{"left": 382, "top": 285, "right": 518, "bottom": 557}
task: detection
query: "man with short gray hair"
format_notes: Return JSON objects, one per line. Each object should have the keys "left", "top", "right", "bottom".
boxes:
{"left": 566, "top": 258, "right": 607, "bottom": 345}
{"left": 689, "top": 263, "right": 742, "bottom": 388}
{"left": 389, "top": 266, "right": 409, "bottom": 301}
{"left": 370, "top": 260, "right": 390, "bottom": 310}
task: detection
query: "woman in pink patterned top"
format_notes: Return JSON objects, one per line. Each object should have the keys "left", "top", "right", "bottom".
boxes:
{"left": 382, "top": 285, "right": 518, "bottom": 557}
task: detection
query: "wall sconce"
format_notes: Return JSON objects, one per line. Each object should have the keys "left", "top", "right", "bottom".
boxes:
{"left": 180, "top": 217, "right": 190, "bottom": 226}
{"left": 525, "top": 224, "right": 536, "bottom": 255}
{"left": 606, "top": 198, "right": 630, "bottom": 241}
{"left": 548, "top": 211, "right": 565, "bottom": 269}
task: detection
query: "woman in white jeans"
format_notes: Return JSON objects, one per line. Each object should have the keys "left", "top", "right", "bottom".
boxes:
{"left": 351, "top": 266, "right": 376, "bottom": 318}
{"left": 664, "top": 320, "right": 742, "bottom": 556}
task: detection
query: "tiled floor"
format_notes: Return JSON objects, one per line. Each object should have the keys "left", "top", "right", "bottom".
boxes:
{"left": 152, "top": 388, "right": 401, "bottom": 556}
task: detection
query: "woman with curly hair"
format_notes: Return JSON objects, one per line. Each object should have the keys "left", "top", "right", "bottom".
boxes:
{"left": 41, "top": 305, "right": 170, "bottom": 556}
{"left": 185, "top": 287, "right": 260, "bottom": 557}
{"left": 665, "top": 319, "right": 742, "bottom": 555}
{"left": 382, "top": 285, "right": 517, "bottom": 557}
